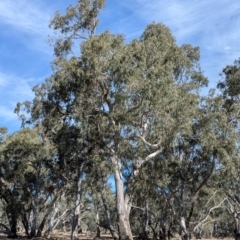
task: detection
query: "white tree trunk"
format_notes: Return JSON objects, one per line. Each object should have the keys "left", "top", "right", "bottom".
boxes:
{"left": 45, "top": 208, "right": 71, "bottom": 238}
{"left": 31, "top": 203, "right": 37, "bottom": 237}
{"left": 95, "top": 207, "right": 101, "bottom": 237}
{"left": 45, "top": 203, "right": 59, "bottom": 238}
{"left": 36, "top": 188, "right": 65, "bottom": 237}
{"left": 112, "top": 155, "right": 133, "bottom": 240}
{"left": 180, "top": 217, "right": 189, "bottom": 240}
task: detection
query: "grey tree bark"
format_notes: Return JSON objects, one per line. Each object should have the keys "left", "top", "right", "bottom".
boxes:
{"left": 100, "top": 187, "right": 118, "bottom": 239}
{"left": 36, "top": 188, "right": 65, "bottom": 237}
{"left": 112, "top": 155, "right": 133, "bottom": 240}
{"left": 71, "top": 158, "right": 84, "bottom": 240}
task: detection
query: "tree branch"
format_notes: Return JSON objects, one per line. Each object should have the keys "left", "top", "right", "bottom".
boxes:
{"left": 193, "top": 197, "right": 226, "bottom": 232}
{"left": 190, "top": 158, "right": 215, "bottom": 204}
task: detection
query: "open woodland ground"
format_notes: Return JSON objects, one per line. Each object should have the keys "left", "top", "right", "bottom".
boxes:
{"left": 0, "top": 232, "right": 235, "bottom": 240}
{"left": 0, "top": 232, "right": 111, "bottom": 240}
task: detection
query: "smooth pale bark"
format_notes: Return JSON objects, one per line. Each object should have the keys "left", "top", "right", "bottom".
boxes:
{"left": 110, "top": 145, "right": 162, "bottom": 240}
{"left": 193, "top": 196, "right": 225, "bottom": 237}
{"left": 27, "top": 211, "right": 33, "bottom": 237}
{"left": 92, "top": 187, "right": 101, "bottom": 238}
{"left": 45, "top": 209, "right": 71, "bottom": 238}
{"left": 71, "top": 159, "right": 84, "bottom": 240}
{"left": 180, "top": 217, "right": 190, "bottom": 240}
{"left": 45, "top": 205, "right": 71, "bottom": 238}
{"left": 112, "top": 155, "right": 133, "bottom": 240}
{"left": 31, "top": 202, "right": 37, "bottom": 237}
{"left": 95, "top": 209, "right": 101, "bottom": 238}
{"left": 37, "top": 187, "right": 66, "bottom": 237}
{"left": 45, "top": 203, "right": 59, "bottom": 238}
{"left": 100, "top": 188, "right": 118, "bottom": 239}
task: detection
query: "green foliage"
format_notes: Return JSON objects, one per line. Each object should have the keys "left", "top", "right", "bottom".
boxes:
{"left": 3, "top": 0, "right": 240, "bottom": 238}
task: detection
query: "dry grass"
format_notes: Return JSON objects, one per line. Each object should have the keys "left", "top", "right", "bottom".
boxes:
{"left": 0, "top": 233, "right": 235, "bottom": 240}
{"left": 0, "top": 232, "right": 114, "bottom": 240}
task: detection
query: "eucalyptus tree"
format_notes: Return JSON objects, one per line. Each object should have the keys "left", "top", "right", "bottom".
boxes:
{"left": 0, "top": 126, "right": 73, "bottom": 238}
{"left": 17, "top": 1, "right": 106, "bottom": 239}
{"left": 151, "top": 90, "right": 239, "bottom": 239}
{"left": 0, "top": 128, "right": 52, "bottom": 237}
{"left": 75, "top": 24, "right": 208, "bottom": 240}
{"left": 16, "top": 0, "right": 212, "bottom": 239}
{"left": 217, "top": 58, "right": 240, "bottom": 239}
{"left": 0, "top": 128, "right": 40, "bottom": 237}
{"left": 86, "top": 158, "right": 118, "bottom": 239}
{"left": 0, "top": 127, "right": 15, "bottom": 237}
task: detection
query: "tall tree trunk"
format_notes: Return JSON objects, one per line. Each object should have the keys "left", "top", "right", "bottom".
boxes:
{"left": 71, "top": 159, "right": 83, "bottom": 240}
{"left": 100, "top": 187, "right": 118, "bottom": 239}
{"left": 95, "top": 209, "right": 101, "bottom": 238}
{"left": 234, "top": 213, "right": 240, "bottom": 240}
{"left": 7, "top": 205, "right": 18, "bottom": 238}
{"left": 30, "top": 203, "right": 37, "bottom": 237}
{"left": 180, "top": 217, "right": 190, "bottom": 240}
{"left": 92, "top": 185, "right": 101, "bottom": 238}
{"left": 112, "top": 155, "right": 133, "bottom": 240}
{"left": 44, "top": 208, "right": 71, "bottom": 238}
{"left": 10, "top": 215, "right": 17, "bottom": 238}
{"left": 22, "top": 212, "right": 31, "bottom": 238}
{"left": 143, "top": 199, "right": 149, "bottom": 239}
{"left": 37, "top": 208, "right": 50, "bottom": 237}
{"left": 21, "top": 208, "right": 38, "bottom": 238}
{"left": 144, "top": 199, "right": 149, "bottom": 233}
{"left": 37, "top": 188, "right": 65, "bottom": 237}
{"left": 31, "top": 160, "right": 41, "bottom": 237}
{"left": 212, "top": 221, "right": 218, "bottom": 237}
{"left": 45, "top": 203, "right": 60, "bottom": 238}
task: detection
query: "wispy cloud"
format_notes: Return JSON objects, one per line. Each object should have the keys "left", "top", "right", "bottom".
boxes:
{"left": 118, "top": 0, "right": 240, "bottom": 44}
{"left": 0, "top": 0, "right": 51, "bottom": 36}
{"left": 0, "top": 71, "right": 43, "bottom": 124}
{"left": 0, "top": 0, "right": 59, "bottom": 131}
{"left": 0, "top": 105, "right": 17, "bottom": 122}
{"left": 0, "top": 0, "right": 54, "bottom": 54}
{"left": 0, "top": 72, "right": 36, "bottom": 102}
{"left": 0, "top": 72, "right": 7, "bottom": 87}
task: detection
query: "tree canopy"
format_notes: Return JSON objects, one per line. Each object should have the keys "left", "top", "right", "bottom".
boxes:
{"left": 1, "top": 1, "right": 240, "bottom": 240}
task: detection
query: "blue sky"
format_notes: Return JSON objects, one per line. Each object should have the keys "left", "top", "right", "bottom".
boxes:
{"left": 0, "top": 0, "right": 240, "bottom": 133}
